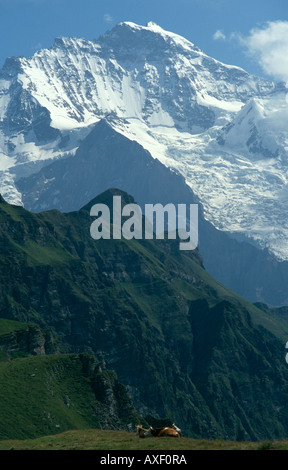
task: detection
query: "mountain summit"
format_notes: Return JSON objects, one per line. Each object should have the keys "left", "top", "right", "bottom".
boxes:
{"left": 0, "top": 21, "right": 287, "bottom": 262}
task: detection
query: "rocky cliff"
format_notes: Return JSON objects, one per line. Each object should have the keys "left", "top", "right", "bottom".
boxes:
{"left": 0, "top": 319, "right": 55, "bottom": 359}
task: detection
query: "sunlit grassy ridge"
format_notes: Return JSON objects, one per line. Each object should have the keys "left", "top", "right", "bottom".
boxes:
{"left": 0, "top": 429, "right": 287, "bottom": 450}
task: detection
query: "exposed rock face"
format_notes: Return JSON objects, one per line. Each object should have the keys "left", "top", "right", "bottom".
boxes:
{"left": 0, "top": 321, "right": 55, "bottom": 359}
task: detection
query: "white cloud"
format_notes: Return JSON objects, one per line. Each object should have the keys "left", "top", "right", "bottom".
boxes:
{"left": 213, "top": 30, "right": 226, "bottom": 41}
{"left": 240, "top": 21, "right": 288, "bottom": 83}
{"left": 104, "top": 13, "right": 114, "bottom": 25}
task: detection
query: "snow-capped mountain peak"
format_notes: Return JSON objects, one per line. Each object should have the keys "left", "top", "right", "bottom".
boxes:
{"left": 104, "top": 20, "right": 201, "bottom": 51}
{"left": 0, "top": 21, "right": 275, "bottom": 133}
{"left": 0, "top": 21, "right": 288, "bottom": 263}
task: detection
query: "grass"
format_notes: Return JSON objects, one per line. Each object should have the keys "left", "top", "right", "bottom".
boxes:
{"left": 0, "top": 429, "right": 288, "bottom": 450}
{"left": 0, "top": 354, "right": 109, "bottom": 440}
{"left": 0, "top": 318, "right": 32, "bottom": 335}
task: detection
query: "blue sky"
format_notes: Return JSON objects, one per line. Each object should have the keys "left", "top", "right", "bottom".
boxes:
{"left": 0, "top": 0, "right": 287, "bottom": 82}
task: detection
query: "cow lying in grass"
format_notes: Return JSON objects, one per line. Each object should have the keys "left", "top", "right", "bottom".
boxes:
{"left": 136, "top": 424, "right": 181, "bottom": 438}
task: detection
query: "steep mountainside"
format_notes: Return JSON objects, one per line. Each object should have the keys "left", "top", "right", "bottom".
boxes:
{"left": 0, "top": 21, "right": 287, "bottom": 263}
{"left": 16, "top": 120, "right": 288, "bottom": 307}
{"left": 1, "top": 191, "right": 288, "bottom": 440}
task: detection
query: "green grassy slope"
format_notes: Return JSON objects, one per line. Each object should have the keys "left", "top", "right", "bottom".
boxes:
{"left": 0, "top": 350, "right": 139, "bottom": 440}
